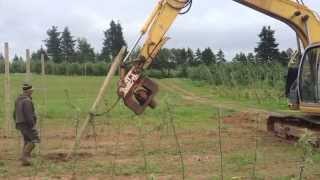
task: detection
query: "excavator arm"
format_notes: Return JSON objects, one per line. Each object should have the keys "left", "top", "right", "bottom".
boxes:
{"left": 234, "top": 0, "right": 320, "bottom": 48}
{"left": 118, "top": 0, "right": 191, "bottom": 114}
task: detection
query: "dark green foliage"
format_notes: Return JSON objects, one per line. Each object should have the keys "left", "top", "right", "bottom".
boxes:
{"left": 233, "top": 52, "right": 248, "bottom": 64}
{"left": 31, "top": 48, "right": 49, "bottom": 62}
{"left": 255, "top": 26, "right": 280, "bottom": 64}
{"left": 0, "top": 54, "right": 4, "bottom": 61}
{"left": 201, "top": 47, "right": 216, "bottom": 65}
{"left": 60, "top": 27, "right": 76, "bottom": 62}
{"left": 246, "top": 53, "right": 256, "bottom": 64}
{"left": 278, "top": 50, "right": 291, "bottom": 66}
{"left": 76, "top": 38, "right": 96, "bottom": 63}
{"left": 0, "top": 57, "right": 4, "bottom": 73}
{"left": 216, "top": 49, "right": 226, "bottom": 64}
{"left": 186, "top": 48, "right": 195, "bottom": 66}
{"left": 45, "top": 26, "right": 62, "bottom": 63}
{"left": 11, "top": 55, "right": 25, "bottom": 73}
{"left": 186, "top": 62, "right": 286, "bottom": 89}
{"left": 100, "top": 20, "right": 126, "bottom": 62}
{"left": 151, "top": 48, "right": 175, "bottom": 77}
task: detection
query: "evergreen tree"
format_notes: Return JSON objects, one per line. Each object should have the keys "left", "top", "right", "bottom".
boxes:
{"left": 171, "top": 48, "right": 187, "bottom": 65}
{"left": 31, "top": 47, "right": 49, "bottom": 62}
{"left": 45, "top": 26, "right": 62, "bottom": 63}
{"left": 233, "top": 52, "right": 247, "bottom": 64}
{"left": 13, "top": 54, "right": 19, "bottom": 62}
{"left": 100, "top": 20, "right": 126, "bottom": 62}
{"left": 152, "top": 48, "right": 172, "bottom": 76}
{"left": 216, "top": 49, "right": 226, "bottom": 63}
{"left": 254, "top": 26, "right": 280, "bottom": 64}
{"left": 201, "top": 47, "right": 216, "bottom": 65}
{"left": 12, "top": 54, "right": 24, "bottom": 73}
{"left": 76, "top": 38, "right": 96, "bottom": 63}
{"left": 0, "top": 53, "right": 4, "bottom": 61}
{"left": 246, "top": 53, "right": 256, "bottom": 64}
{"left": 186, "top": 48, "right": 196, "bottom": 66}
{"left": 61, "top": 27, "right": 76, "bottom": 62}
{"left": 195, "top": 48, "right": 202, "bottom": 65}
{"left": 279, "top": 50, "right": 290, "bottom": 66}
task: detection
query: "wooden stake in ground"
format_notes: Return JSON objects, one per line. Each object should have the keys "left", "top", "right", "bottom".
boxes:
{"left": 41, "top": 53, "right": 45, "bottom": 76}
{"left": 68, "top": 47, "right": 126, "bottom": 157}
{"left": 25, "top": 49, "right": 31, "bottom": 83}
{"left": 37, "top": 53, "right": 47, "bottom": 155}
{"left": 4, "top": 42, "right": 12, "bottom": 137}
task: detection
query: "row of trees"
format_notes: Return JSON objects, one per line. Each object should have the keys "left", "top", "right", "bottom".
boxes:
{"left": 0, "top": 25, "right": 292, "bottom": 77}
{"left": 43, "top": 20, "right": 126, "bottom": 63}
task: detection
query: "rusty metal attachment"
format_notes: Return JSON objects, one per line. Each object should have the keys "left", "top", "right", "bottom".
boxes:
{"left": 118, "top": 63, "right": 158, "bottom": 115}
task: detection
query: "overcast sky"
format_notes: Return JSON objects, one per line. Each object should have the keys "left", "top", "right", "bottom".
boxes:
{"left": 1, "top": 0, "right": 320, "bottom": 60}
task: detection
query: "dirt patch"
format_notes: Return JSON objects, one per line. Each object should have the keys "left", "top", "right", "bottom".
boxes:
{"left": 44, "top": 151, "right": 93, "bottom": 162}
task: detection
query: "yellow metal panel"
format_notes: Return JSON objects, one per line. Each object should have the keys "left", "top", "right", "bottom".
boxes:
{"left": 300, "top": 104, "right": 320, "bottom": 115}
{"left": 140, "top": 0, "right": 187, "bottom": 67}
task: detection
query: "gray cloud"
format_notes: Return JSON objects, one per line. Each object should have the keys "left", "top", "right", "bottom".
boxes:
{"left": 1, "top": 0, "right": 320, "bottom": 60}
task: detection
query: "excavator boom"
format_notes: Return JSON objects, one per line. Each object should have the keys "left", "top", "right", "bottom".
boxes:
{"left": 234, "top": 0, "right": 320, "bottom": 47}
{"left": 118, "top": 0, "right": 191, "bottom": 114}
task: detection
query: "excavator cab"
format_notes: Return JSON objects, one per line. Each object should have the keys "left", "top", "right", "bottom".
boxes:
{"left": 298, "top": 44, "right": 320, "bottom": 115}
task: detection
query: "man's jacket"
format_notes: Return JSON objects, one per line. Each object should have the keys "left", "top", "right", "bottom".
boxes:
{"left": 13, "top": 94, "right": 37, "bottom": 127}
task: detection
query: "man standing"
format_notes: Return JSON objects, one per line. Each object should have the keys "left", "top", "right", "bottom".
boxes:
{"left": 13, "top": 84, "right": 40, "bottom": 166}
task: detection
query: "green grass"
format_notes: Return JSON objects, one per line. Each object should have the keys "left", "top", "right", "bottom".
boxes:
{"left": 1, "top": 74, "right": 319, "bottom": 179}
{"left": 0, "top": 74, "right": 229, "bottom": 129}
{"left": 164, "top": 78, "right": 288, "bottom": 112}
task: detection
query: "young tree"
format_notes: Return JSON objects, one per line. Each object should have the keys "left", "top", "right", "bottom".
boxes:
{"left": 45, "top": 26, "right": 62, "bottom": 63}
{"left": 76, "top": 38, "right": 96, "bottom": 63}
{"left": 100, "top": 20, "right": 126, "bottom": 62}
{"left": 61, "top": 27, "right": 76, "bottom": 62}
{"left": 201, "top": 47, "right": 216, "bottom": 65}
{"left": 254, "top": 26, "right": 280, "bottom": 64}
{"left": 216, "top": 49, "right": 226, "bottom": 63}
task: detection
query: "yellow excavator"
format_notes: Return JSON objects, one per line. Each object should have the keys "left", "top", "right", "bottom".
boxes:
{"left": 117, "top": 0, "right": 320, "bottom": 146}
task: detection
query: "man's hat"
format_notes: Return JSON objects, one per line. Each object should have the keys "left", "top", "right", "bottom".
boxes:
{"left": 22, "top": 84, "right": 33, "bottom": 91}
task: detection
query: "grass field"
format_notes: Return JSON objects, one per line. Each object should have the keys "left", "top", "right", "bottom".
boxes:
{"left": 0, "top": 74, "right": 319, "bottom": 179}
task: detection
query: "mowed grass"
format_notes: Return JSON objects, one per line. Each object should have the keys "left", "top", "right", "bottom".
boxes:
{"left": 0, "top": 74, "right": 319, "bottom": 179}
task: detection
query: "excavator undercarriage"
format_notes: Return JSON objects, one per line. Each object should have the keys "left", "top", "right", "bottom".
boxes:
{"left": 267, "top": 114, "right": 320, "bottom": 147}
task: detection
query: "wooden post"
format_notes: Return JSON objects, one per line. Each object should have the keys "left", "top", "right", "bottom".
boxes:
{"left": 68, "top": 47, "right": 126, "bottom": 157}
{"left": 41, "top": 53, "right": 45, "bottom": 76}
{"left": 4, "top": 42, "right": 12, "bottom": 137}
{"left": 38, "top": 53, "right": 46, "bottom": 154}
{"left": 25, "top": 49, "right": 31, "bottom": 83}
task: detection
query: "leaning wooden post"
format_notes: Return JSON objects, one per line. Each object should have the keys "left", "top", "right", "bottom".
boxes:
{"left": 25, "top": 49, "right": 31, "bottom": 83}
{"left": 68, "top": 47, "right": 126, "bottom": 157}
{"left": 4, "top": 42, "right": 12, "bottom": 137}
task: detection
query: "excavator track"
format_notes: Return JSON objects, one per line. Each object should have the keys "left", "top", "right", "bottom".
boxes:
{"left": 267, "top": 115, "right": 320, "bottom": 147}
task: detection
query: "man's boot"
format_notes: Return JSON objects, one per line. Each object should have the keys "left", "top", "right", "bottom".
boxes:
{"left": 21, "top": 143, "right": 35, "bottom": 166}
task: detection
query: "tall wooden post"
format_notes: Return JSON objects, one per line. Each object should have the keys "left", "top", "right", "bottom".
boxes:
{"left": 4, "top": 42, "right": 12, "bottom": 137}
{"left": 25, "top": 49, "right": 31, "bottom": 83}
{"left": 41, "top": 53, "right": 45, "bottom": 76}
{"left": 68, "top": 47, "right": 126, "bottom": 157}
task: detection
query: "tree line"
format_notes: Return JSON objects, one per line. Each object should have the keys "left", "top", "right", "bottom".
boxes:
{"left": 0, "top": 24, "right": 292, "bottom": 77}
